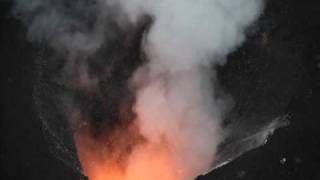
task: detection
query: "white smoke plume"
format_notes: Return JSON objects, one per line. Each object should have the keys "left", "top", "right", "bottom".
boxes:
{"left": 112, "top": 0, "right": 264, "bottom": 179}
{"left": 13, "top": 0, "right": 287, "bottom": 180}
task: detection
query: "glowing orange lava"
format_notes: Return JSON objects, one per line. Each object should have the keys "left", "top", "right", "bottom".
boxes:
{"left": 74, "top": 122, "right": 186, "bottom": 180}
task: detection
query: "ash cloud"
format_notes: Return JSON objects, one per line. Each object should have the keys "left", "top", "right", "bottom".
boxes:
{"left": 12, "top": 0, "right": 286, "bottom": 179}
{"left": 14, "top": 0, "right": 109, "bottom": 55}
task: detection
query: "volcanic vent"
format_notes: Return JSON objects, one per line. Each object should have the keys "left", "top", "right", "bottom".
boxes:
{"left": 13, "top": 0, "right": 288, "bottom": 179}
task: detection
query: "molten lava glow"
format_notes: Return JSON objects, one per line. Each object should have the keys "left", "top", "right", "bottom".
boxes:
{"left": 125, "top": 144, "right": 184, "bottom": 180}
{"left": 74, "top": 123, "right": 187, "bottom": 180}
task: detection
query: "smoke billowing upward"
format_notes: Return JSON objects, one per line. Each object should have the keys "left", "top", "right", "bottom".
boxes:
{"left": 116, "top": 0, "right": 263, "bottom": 178}
{"left": 13, "top": 0, "right": 285, "bottom": 179}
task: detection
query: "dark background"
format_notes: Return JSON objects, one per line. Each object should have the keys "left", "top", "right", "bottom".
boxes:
{"left": 1, "top": 0, "right": 319, "bottom": 180}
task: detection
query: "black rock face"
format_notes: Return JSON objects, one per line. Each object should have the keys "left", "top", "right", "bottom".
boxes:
{"left": 199, "top": 0, "right": 320, "bottom": 179}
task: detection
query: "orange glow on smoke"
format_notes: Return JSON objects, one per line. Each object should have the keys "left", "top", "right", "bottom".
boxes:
{"left": 74, "top": 121, "right": 186, "bottom": 180}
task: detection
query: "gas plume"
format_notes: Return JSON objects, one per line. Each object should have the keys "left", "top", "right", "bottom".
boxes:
{"left": 115, "top": 1, "right": 263, "bottom": 179}
{"left": 12, "top": 0, "right": 285, "bottom": 180}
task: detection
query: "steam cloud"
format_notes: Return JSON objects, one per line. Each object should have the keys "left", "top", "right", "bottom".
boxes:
{"left": 116, "top": 0, "right": 263, "bottom": 178}
{"left": 13, "top": 0, "right": 285, "bottom": 179}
